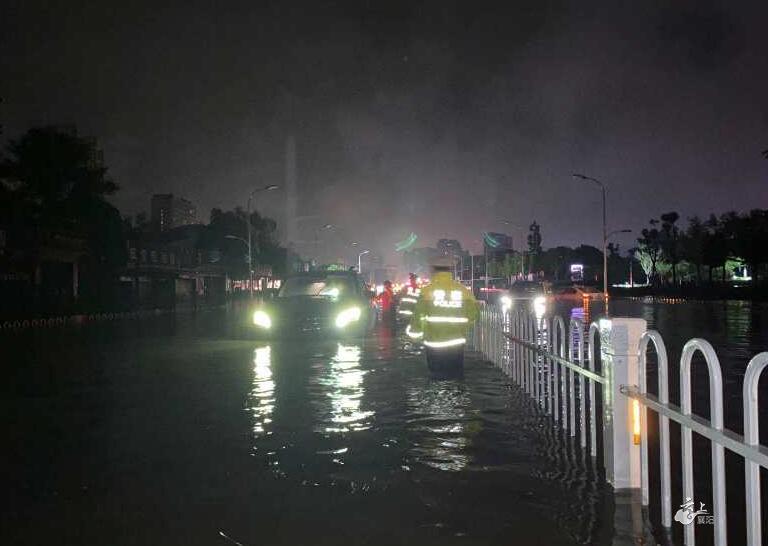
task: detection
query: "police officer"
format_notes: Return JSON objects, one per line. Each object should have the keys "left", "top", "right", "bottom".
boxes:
{"left": 407, "top": 257, "right": 478, "bottom": 371}
{"left": 397, "top": 273, "right": 420, "bottom": 321}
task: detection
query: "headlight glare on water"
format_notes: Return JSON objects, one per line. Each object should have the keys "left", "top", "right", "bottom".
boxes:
{"left": 335, "top": 306, "right": 362, "bottom": 328}
{"left": 253, "top": 310, "right": 272, "bottom": 329}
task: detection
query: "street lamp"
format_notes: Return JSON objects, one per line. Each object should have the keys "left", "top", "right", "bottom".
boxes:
{"left": 313, "top": 223, "right": 334, "bottom": 265}
{"left": 357, "top": 249, "right": 370, "bottom": 275}
{"left": 246, "top": 184, "right": 279, "bottom": 298}
{"left": 571, "top": 174, "right": 632, "bottom": 314}
{"left": 572, "top": 173, "right": 609, "bottom": 312}
{"left": 224, "top": 234, "right": 248, "bottom": 245}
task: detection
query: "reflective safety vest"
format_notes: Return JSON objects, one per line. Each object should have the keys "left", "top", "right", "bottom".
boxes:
{"left": 398, "top": 286, "right": 420, "bottom": 318}
{"left": 407, "top": 272, "right": 478, "bottom": 348}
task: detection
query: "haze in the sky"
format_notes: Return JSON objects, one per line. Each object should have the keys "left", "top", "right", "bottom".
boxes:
{"left": 2, "top": 0, "right": 767, "bottom": 264}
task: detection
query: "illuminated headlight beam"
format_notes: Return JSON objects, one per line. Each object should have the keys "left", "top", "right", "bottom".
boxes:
{"left": 253, "top": 310, "right": 272, "bottom": 329}
{"left": 335, "top": 307, "right": 362, "bottom": 328}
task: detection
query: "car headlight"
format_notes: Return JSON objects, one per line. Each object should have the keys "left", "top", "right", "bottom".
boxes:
{"left": 253, "top": 310, "right": 272, "bottom": 329}
{"left": 533, "top": 296, "right": 547, "bottom": 318}
{"left": 500, "top": 295, "right": 512, "bottom": 312}
{"left": 335, "top": 306, "right": 362, "bottom": 328}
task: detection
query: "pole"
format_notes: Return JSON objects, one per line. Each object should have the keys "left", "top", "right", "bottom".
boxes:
{"left": 357, "top": 250, "right": 369, "bottom": 275}
{"left": 602, "top": 185, "right": 608, "bottom": 315}
{"left": 484, "top": 245, "right": 488, "bottom": 292}
{"left": 574, "top": 175, "right": 608, "bottom": 314}
{"left": 471, "top": 254, "right": 474, "bottom": 292}
{"left": 247, "top": 194, "right": 253, "bottom": 299}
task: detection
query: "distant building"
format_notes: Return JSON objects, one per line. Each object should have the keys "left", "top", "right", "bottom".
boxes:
{"left": 150, "top": 194, "right": 197, "bottom": 232}
{"left": 483, "top": 232, "right": 513, "bottom": 252}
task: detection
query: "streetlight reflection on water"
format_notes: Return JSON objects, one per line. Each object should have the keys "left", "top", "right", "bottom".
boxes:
{"left": 249, "top": 345, "right": 275, "bottom": 437}
{"left": 321, "top": 343, "right": 374, "bottom": 434}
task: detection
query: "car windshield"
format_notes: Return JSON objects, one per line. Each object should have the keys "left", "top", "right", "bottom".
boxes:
{"left": 510, "top": 282, "right": 543, "bottom": 295}
{"left": 278, "top": 276, "right": 355, "bottom": 298}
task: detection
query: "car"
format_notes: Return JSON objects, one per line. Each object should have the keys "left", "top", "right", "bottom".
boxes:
{"left": 251, "top": 271, "right": 376, "bottom": 338}
{"left": 500, "top": 280, "right": 551, "bottom": 316}
{"left": 552, "top": 284, "right": 603, "bottom": 302}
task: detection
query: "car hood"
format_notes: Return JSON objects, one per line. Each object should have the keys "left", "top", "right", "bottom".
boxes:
{"left": 266, "top": 296, "right": 363, "bottom": 318}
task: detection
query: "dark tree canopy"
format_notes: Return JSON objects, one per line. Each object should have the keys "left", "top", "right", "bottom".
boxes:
{"left": 0, "top": 126, "right": 125, "bottom": 267}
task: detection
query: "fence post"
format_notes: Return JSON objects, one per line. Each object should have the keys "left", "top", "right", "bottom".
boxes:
{"left": 600, "top": 317, "right": 646, "bottom": 490}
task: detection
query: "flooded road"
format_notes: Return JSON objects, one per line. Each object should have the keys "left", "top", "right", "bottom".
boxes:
{"left": 2, "top": 310, "right": 612, "bottom": 546}
{"left": 3, "top": 298, "right": 766, "bottom": 545}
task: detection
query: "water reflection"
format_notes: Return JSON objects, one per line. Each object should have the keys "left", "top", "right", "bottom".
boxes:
{"left": 318, "top": 343, "right": 374, "bottom": 433}
{"left": 407, "top": 381, "right": 475, "bottom": 471}
{"left": 248, "top": 345, "right": 275, "bottom": 437}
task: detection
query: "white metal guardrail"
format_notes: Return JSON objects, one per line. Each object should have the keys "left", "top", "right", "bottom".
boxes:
{"left": 470, "top": 303, "right": 768, "bottom": 546}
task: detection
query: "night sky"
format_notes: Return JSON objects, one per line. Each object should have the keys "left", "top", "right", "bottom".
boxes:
{"left": 2, "top": 1, "right": 767, "bottom": 263}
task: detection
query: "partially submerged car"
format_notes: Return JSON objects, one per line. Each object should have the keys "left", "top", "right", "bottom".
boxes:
{"left": 552, "top": 284, "right": 602, "bottom": 302}
{"left": 500, "top": 280, "right": 552, "bottom": 316}
{"left": 251, "top": 271, "right": 375, "bottom": 338}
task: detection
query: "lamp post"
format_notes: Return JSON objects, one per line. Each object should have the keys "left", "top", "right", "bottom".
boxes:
{"left": 245, "top": 184, "right": 279, "bottom": 298}
{"left": 572, "top": 174, "right": 609, "bottom": 313}
{"left": 313, "top": 223, "right": 334, "bottom": 266}
{"left": 357, "top": 249, "right": 370, "bottom": 275}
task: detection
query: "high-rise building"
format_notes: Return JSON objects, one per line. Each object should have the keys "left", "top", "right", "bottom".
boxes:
{"left": 150, "top": 194, "right": 197, "bottom": 232}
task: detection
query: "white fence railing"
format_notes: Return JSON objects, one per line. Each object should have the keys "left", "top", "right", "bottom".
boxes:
{"left": 470, "top": 303, "right": 768, "bottom": 546}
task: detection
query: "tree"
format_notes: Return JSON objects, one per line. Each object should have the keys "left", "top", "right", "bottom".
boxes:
{"left": 539, "top": 246, "right": 573, "bottom": 281}
{"left": 659, "top": 211, "right": 681, "bottom": 286}
{"left": 206, "top": 206, "right": 284, "bottom": 274}
{"left": 490, "top": 253, "right": 517, "bottom": 282}
{"left": 701, "top": 214, "right": 728, "bottom": 283}
{"left": 1, "top": 126, "right": 117, "bottom": 213}
{"left": 682, "top": 216, "right": 706, "bottom": 284}
{"left": 637, "top": 220, "right": 663, "bottom": 284}
{"left": 0, "top": 126, "right": 125, "bottom": 269}
{"left": 723, "top": 209, "right": 768, "bottom": 283}
{"left": 633, "top": 248, "right": 653, "bottom": 283}
{"left": 527, "top": 221, "right": 542, "bottom": 273}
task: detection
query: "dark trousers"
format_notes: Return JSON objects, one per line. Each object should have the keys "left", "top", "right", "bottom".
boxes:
{"left": 425, "top": 345, "right": 465, "bottom": 372}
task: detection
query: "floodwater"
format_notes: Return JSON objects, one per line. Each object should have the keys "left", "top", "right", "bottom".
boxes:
{"left": 1, "top": 298, "right": 766, "bottom": 545}
{"left": 595, "top": 297, "right": 768, "bottom": 546}
{"left": 1, "top": 309, "right": 612, "bottom": 546}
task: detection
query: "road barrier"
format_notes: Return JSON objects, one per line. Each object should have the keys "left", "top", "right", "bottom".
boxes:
{"left": 471, "top": 303, "right": 768, "bottom": 545}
